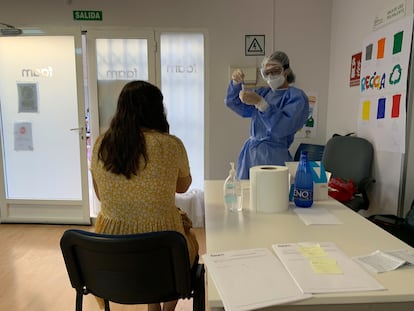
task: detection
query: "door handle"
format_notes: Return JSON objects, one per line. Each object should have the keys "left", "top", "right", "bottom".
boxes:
{"left": 70, "top": 127, "right": 84, "bottom": 134}
{"left": 70, "top": 127, "right": 85, "bottom": 140}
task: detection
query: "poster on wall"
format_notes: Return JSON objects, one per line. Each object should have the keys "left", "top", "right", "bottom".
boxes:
{"left": 349, "top": 52, "right": 362, "bottom": 87}
{"left": 358, "top": 15, "right": 413, "bottom": 153}
{"left": 296, "top": 92, "right": 318, "bottom": 138}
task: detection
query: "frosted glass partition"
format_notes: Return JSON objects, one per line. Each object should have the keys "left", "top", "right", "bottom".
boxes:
{"left": 0, "top": 36, "right": 82, "bottom": 200}
{"left": 96, "top": 38, "right": 148, "bottom": 132}
{"left": 160, "top": 33, "right": 204, "bottom": 190}
{"left": 96, "top": 38, "right": 148, "bottom": 80}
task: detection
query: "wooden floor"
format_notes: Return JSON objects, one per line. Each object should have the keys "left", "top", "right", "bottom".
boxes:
{"left": 0, "top": 223, "right": 207, "bottom": 311}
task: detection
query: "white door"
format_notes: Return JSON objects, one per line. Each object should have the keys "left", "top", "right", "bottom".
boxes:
{"left": 0, "top": 28, "right": 90, "bottom": 224}
{"left": 84, "top": 29, "right": 205, "bottom": 218}
{"left": 84, "top": 28, "right": 156, "bottom": 215}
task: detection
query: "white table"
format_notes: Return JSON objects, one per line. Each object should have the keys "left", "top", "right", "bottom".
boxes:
{"left": 204, "top": 180, "right": 414, "bottom": 311}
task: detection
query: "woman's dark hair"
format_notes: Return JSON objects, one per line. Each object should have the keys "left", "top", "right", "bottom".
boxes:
{"left": 98, "top": 80, "right": 169, "bottom": 179}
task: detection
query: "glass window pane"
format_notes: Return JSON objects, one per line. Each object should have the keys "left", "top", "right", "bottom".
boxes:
{"left": 0, "top": 36, "right": 82, "bottom": 199}
{"left": 160, "top": 33, "right": 204, "bottom": 190}
{"left": 96, "top": 39, "right": 148, "bottom": 80}
{"left": 95, "top": 38, "right": 148, "bottom": 132}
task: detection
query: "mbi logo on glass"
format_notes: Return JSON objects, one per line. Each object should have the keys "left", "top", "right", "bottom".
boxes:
{"left": 21, "top": 66, "right": 53, "bottom": 78}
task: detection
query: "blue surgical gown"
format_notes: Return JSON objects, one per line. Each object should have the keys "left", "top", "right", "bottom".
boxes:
{"left": 225, "top": 82, "right": 309, "bottom": 180}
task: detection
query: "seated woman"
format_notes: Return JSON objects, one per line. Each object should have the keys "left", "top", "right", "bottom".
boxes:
{"left": 90, "top": 80, "right": 199, "bottom": 311}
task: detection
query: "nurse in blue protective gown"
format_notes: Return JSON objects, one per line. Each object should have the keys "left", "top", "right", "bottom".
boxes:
{"left": 225, "top": 51, "right": 309, "bottom": 180}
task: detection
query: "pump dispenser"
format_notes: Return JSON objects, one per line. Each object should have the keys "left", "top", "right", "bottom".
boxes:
{"left": 223, "top": 162, "right": 242, "bottom": 212}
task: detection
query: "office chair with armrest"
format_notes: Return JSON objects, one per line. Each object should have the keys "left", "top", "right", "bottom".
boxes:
{"left": 322, "top": 135, "right": 375, "bottom": 212}
{"left": 60, "top": 229, "right": 205, "bottom": 311}
{"left": 294, "top": 143, "right": 325, "bottom": 161}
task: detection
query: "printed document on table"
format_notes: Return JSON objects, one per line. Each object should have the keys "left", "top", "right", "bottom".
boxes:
{"left": 293, "top": 207, "right": 342, "bottom": 225}
{"left": 386, "top": 249, "right": 414, "bottom": 264}
{"left": 353, "top": 249, "right": 414, "bottom": 273}
{"left": 272, "top": 242, "right": 385, "bottom": 294}
{"left": 203, "top": 248, "right": 311, "bottom": 311}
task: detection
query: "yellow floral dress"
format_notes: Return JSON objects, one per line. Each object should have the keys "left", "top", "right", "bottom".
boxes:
{"left": 91, "top": 131, "right": 199, "bottom": 265}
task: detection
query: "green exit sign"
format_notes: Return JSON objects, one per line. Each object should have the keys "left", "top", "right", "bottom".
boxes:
{"left": 73, "top": 10, "right": 103, "bottom": 21}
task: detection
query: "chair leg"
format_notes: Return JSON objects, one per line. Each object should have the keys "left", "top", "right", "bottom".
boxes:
{"left": 200, "top": 267, "right": 206, "bottom": 311}
{"left": 75, "top": 291, "right": 83, "bottom": 311}
{"left": 104, "top": 300, "right": 111, "bottom": 311}
{"left": 193, "top": 264, "right": 206, "bottom": 311}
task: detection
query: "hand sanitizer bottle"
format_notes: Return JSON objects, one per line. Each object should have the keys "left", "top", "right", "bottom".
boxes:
{"left": 223, "top": 162, "right": 243, "bottom": 212}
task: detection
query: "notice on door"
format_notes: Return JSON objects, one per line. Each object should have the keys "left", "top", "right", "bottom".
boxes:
{"left": 14, "top": 122, "right": 33, "bottom": 151}
{"left": 18, "top": 83, "right": 38, "bottom": 113}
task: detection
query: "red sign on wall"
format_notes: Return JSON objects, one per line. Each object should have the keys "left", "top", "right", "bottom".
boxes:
{"left": 350, "top": 52, "right": 362, "bottom": 87}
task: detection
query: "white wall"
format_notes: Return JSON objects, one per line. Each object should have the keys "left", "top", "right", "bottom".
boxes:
{"left": 328, "top": 0, "right": 414, "bottom": 216}
{"left": 328, "top": 0, "right": 413, "bottom": 137}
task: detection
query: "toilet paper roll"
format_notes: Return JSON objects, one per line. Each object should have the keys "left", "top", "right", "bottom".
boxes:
{"left": 250, "top": 165, "right": 289, "bottom": 213}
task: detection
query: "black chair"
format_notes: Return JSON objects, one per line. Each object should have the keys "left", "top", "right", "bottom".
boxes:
{"left": 60, "top": 229, "right": 205, "bottom": 311}
{"left": 322, "top": 135, "right": 375, "bottom": 212}
{"left": 368, "top": 199, "right": 414, "bottom": 247}
{"left": 294, "top": 143, "right": 325, "bottom": 161}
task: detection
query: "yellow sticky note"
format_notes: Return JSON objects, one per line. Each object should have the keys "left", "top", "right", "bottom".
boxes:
{"left": 310, "top": 257, "right": 343, "bottom": 274}
{"left": 299, "top": 244, "right": 327, "bottom": 258}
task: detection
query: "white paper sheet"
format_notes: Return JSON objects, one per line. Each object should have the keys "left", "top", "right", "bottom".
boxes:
{"left": 353, "top": 249, "right": 414, "bottom": 273}
{"left": 203, "top": 248, "right": 311, "bottom": 311}
{"left": 386, "top": 249, "right": 414, "bottom": 264}
{"left": 293, "top": 207, "right": 343, "bottom": 225}
{"left": 272, "top": 242, "right": 385, "bottom": 294}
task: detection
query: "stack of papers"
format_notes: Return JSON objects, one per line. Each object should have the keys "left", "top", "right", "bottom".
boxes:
{"left": 353, "top": 249, "right": 414, "bottom": 273}
{"left": 203, "top": 248, "right": 311, "bottom": 311}
{"left": 272, "top": 242, "right": 385, "bottom": 293}
{"left": 204, "top": 243, "right": 402, "bottom": 310}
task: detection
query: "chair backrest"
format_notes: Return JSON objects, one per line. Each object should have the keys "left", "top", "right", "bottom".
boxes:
{"left": 294, "top": 143, "right": 325, "bottom": 162}
{"left": 322, "top": 135, "right": 373, "bottom": 185}
{"left": 60, "top": 229, "right": 193, "bottom": 305}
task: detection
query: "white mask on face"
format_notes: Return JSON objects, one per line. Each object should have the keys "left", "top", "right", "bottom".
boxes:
{"left": 266, "top": 74, "right": 285, "bottom": 90}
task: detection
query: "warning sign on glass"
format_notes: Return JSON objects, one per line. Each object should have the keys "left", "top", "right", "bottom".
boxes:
{"left": 349, "top": 52, "right": 362, "bottom": 87}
